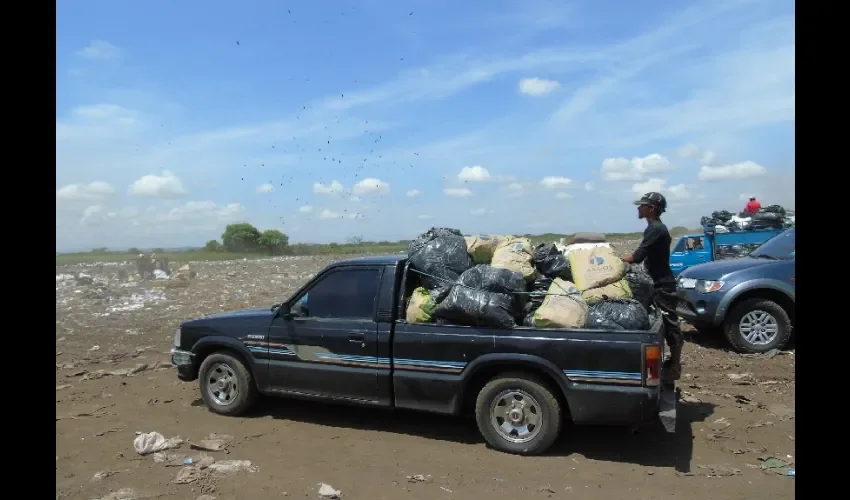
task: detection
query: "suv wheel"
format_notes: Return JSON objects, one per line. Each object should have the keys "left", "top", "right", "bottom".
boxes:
{"left": 723, "top": 298, "right": 792, "bottom": 354}
{"left": 474, "top": 372, "right": 563, "bottom": 455}
{"left": 198, "top": 351, "right": 258, "bottom": 416}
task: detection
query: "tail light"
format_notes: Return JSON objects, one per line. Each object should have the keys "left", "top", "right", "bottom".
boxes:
{"left": 645, "top": 345, "right": 660, "bottom": 387}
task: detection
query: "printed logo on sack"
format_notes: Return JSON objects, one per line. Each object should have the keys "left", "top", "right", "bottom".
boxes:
{"left": 587, "top": 252, "right": 614, "bottom": 273}
{"left": 589, "top": 255, "right": 605, "bottom": 265}
{"left": 512, "top": 243, "right": 524, "bottom": 251}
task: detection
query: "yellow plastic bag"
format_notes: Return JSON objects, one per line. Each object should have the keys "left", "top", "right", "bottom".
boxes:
{"left": 406, "top": 287, "right": 437, "bottom": 323}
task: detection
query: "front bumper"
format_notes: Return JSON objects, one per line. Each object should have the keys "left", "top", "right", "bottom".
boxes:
{"left": 675, "top": 287, "right": 723, "bottom": 325}
{"left": 170, "top": 348, "right": 197, "bottom": 381}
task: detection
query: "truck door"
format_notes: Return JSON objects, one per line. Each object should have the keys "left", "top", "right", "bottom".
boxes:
{"left": 266, "top": 266, "right": 382, "bottom": 403}
{"left": 670, "top": 236, "right": 711, "bottom": 275}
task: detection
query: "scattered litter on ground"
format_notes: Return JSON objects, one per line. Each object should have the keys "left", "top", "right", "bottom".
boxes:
{"left": 189, "top": 433, "right": 233, "bottom": 452}
{"left": 406, "top": 474, "right": 431, "bottom": 483}
{"left": 318, "top": 483, "right": 341, "bottom": 498}
{"left": 134, "top": 431, "right": 184, "bottom": 455}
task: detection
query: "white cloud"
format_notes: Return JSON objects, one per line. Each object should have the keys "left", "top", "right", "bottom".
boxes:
{"left": 56, "top": 181, "right": 116, "bottom": 203}
{"left": 349, "top": 196, "right": 362, "bottom": 202}
{"left": 256, "top": 183, "right": 274, "bottom": 193}
{"left": 540, "top": 176, "right": 572, "bottom": 189}
{"left": 518, "top": 78, "right": 560, "bottom": 96}
{"left": 352, "top": 178, "right": 390, "bottom": 196}
{"left": 406, "top": 189, "right": 421, "bottom": 197}
{"left": 471, "top": 208, "right": 494, "bottom": 216}
{"left": 555, "top": 192, "right": 571, "bottom": 199}
{"left": 444, "top": 187, "right": 473, "bottom": 197}
{"left": 299, "top": 205, "right": 314, "bottom": 213}
{"left": 698, "top": 161, "right": 767, "bottom": 181}
{"left": 584, "top": 182, "right": 594, "bottom": 191}
{"left": 164, "top": 201, "right": 245, "bottom": 222}
{"left": 313, "top": 180, "right": 345, "bottom": 196}
{"left": 346, "top": 212, "right": 365, "bottom": 220}
{"left": 128, "top": 170, "right": 187, "bottom": 199}
{"left": 76, "top": 40, "right": 121, "bottom": 60}
{"left": 631, "top": 178, "right": 690, "bottom": 200}
{"left": 319, "top": 208, "right": 342, "bottom": 220}
{"left": 502, "top": 182, "right": 525, "bottom": 198}
{"left": 417, "top": 214, "right": 433, "bottom": 220}
{"left": 600, "top": 153, "right": 674, "bottom": 181}
{"left": 80, "top": 205, "right": 107, "bottom": 226}
{"left": 678, "top": 144, "right": 718, "bottom": 165}
{"left": 677, "top": 143, "right": 701, "bottom": 158}
{"left": 458, "top": 165, "right": 492, "bottom": 182}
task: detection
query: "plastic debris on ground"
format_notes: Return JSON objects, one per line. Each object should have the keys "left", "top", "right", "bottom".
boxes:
{"left": 134, "top": 431, "right": 184, "bottom": 455}
{"left": 580, "top": 279, "right": 632, "bottom": 305}
{"left": 532, "top": 278, "right": 588, "bottom": 328}
{"left": 433, "top": 265, "right": 524, "bottom": 329}
{"left": 624, "top": 263, "right": 654, "bottom": 309}
{"left": 567, "top": 246, "right": 626, "bottom": 291}
{"left": 586, "top": 298, "right": 650, "bottom": 330}
{"left": 490, "top": 237, "right": 536, "bottom": 281}
{"left": 406, "top": 286, "right": 437, "bottom": 323}
{"left": 408, "top": 227, "right": 473, "bottom": 301}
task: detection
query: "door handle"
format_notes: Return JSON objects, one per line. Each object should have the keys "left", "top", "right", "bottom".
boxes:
{"left": 349, "top": 333, "right": 365, "bottom": 343}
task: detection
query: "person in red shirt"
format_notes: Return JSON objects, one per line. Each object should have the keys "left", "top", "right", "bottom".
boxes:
{"left": 744, "top": 196, "right": 761, "bottom": 214}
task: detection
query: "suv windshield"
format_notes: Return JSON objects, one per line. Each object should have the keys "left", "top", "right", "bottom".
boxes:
{"left": 749, "top": 227, "right": 795, "bottom": 260}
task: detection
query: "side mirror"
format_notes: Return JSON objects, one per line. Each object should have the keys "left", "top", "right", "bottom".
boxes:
{"left": 275, "top": 303, "right": 292, "bottom": 319}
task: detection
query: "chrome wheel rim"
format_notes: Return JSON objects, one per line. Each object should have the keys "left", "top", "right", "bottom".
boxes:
{"left": 206, "top": 362, "right": 239, "bottom": 406}
{"left": 489, "top": 389, "right": 542, "bottom": 444}
{"left": 739, "top": 310, "right": 779, "bottom": 345}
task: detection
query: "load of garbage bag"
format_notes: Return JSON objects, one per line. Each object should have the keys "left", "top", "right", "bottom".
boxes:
{"left": 406, "top": 228, "right": 655, "bottom": 332}
{"left": 700, "top": 204, "right": 795, "bottom": 233}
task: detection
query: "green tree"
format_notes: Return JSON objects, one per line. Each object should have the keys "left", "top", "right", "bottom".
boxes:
{"left": 258, "top": 229, "right": 289, "bottom": 255}
{"left": 128, "top": 247, "right": 141, "bottom": 254}
{"left": 221, "top": 223, "right": 261, "bottom": 252}
{"left": 204, "top": 240, "right": 223, "bottom": 252}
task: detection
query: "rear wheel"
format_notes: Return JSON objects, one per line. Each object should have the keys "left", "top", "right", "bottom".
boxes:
{"left": 198, "top": 351, "right": 258, "bottom": 416}
{"left": 723, "top": 299, "right": 792, "bottom": 354}
{"left": 474, "top": 373, "right": 563, "bottom": 455}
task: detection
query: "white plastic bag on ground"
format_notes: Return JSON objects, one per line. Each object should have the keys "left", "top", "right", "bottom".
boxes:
{"left": 567, "top": 246, "right": 625, "bottom": 291}
{"left": 134, "top": 431, "right": 184, "bottom": 455}
{"left": 490, "top": 237, "right": 535, "bottom": 280}
{"left": 533, "top": 278, "right": 588, "bottom": 328}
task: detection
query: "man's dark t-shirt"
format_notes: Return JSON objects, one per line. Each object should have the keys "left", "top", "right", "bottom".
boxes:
{"left": 632, "top": 219, "right": 675, "bottom": 285}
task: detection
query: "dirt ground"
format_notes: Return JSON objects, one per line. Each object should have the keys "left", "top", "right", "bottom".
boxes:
{"left": 56, "top": 248, "right": 795, "bottom": 500}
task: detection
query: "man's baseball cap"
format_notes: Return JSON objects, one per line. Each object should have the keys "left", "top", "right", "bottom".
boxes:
{"left": 749, "top": 196, "right": 756, "bottom": 200}
{"left": 633, "top": 192, "right": 667, "bottom": 212}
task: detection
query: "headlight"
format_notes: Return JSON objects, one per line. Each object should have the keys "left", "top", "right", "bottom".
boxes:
{"left": 173, "top": 328, "right": 182, "bottom": 347}
{"left": 696, "top": 280, "right": 724, "bottom": 293}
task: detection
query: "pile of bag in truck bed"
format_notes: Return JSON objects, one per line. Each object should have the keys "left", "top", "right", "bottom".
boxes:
{"left": 700, "top": 205, "right": 795, "bottom": 233}
{"left": 405, "top": 228, "right": 656, "bottom": 331}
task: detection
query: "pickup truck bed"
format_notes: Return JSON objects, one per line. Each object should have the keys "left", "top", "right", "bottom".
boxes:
{"left": 171, "top": 255, "right": 676, "bottom": 455}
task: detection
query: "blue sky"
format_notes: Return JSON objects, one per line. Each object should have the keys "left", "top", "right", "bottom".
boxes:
{"left": 56, "top": 0, "right": 795, "bottom": 251}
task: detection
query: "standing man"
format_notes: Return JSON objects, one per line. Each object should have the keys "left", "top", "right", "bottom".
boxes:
{"left": 744, "top": 196, "right": 761, "bottom": 214}
{"left": 621, "top": 192, "right": 683, "bottom": 381}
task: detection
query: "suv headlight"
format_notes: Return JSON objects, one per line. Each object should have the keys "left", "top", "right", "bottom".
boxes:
{"left": 173, "top": 328, "right": 182, "bottom": 347}
{"left": 696, "top": 280, "right": 724, "bottom": 293}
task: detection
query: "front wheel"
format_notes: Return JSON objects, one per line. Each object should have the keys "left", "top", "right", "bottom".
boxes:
{"left": 474, "top": 373, "right": 563, "bottom": 455}
{"left": 723, "top": 298, "right": 792, "bottom": 354}
{"left": 198, "top": 351, "right": 258, "bottom": 416}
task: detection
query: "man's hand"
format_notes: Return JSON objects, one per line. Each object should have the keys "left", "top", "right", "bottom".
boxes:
{"left": 621, "top": 254, "right": 634, "bottom": 263}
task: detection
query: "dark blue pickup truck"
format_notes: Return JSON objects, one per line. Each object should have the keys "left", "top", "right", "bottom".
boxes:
{"left": 171, "top": 255, "right": 676, "bottom": 455}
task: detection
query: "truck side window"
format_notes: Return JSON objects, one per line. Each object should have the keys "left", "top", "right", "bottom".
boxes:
{"left": 673, "top": 238, "right": 686, "bottom": 252}
{"left": 292, "top": 269, "right": 381, "bottom": 320}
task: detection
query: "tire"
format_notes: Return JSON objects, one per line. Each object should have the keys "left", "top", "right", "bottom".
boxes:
{"left": 198, "top": 351, "right": 258, "bottom": 416}
{"left": 474, "top": 372, "right": 563, "bottom": 455}
{"left": 723, "top": 298, "right": 792, "bottom": 354}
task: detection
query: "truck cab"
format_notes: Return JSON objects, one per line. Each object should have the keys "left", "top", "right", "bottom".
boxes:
{"left": 670, "top": 227, "right": 784, "bottom": 277}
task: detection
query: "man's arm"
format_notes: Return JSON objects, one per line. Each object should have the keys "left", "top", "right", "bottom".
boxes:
{"left": 625, "top": 225, "right": 664, "bottom": 264}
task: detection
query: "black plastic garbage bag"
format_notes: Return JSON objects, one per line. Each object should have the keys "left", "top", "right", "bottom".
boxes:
{"left": 457, "top": 265, "right": 527, "bottom": 312}
{"left": 711, "top": 210, "right": 734, "bottom": 222}
{"left": 753, "top": 212, "right": 783, "bottom": 222}
{"left": 533, "top": 243, "right": 571, "bottom": 279}
{"left": 586, "top": 298, "right": 650, "bottom": 331}
{"left": 624, "top": 264, "right": 654, "bottom": 309}
{"left": 762, "top": 204, "right": 786, "bottom": 215}
{"left": 528, "top": 274, "right": 553, "bottom": 310}
{"left": 433, "top": 286, "right": 516, "bottom": 328}
{"left": 408, "top": 227, "right": 473, "bottom": 294}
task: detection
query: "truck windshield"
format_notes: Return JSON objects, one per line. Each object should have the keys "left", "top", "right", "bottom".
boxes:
{"left": 749, "top": 228, "right": 795, "bottom": 260}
